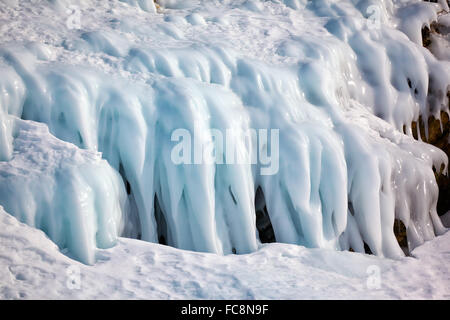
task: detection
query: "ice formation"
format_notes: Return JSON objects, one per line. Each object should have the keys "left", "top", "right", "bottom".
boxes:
{"left": 0, "top": 118, "right": 126, "bottom": 265}
{"left": 0, "top": 0, "right": 449, "bottom": 264}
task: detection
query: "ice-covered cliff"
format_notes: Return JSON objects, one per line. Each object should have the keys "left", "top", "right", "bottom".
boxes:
{"left": 0, "top": 0, "right": 449, "bottom": 264}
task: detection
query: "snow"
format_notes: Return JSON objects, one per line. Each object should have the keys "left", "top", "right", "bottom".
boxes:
{"left": 0, "top": 0, "right": 449, "bottom": 289}
{"left": 0, "top": 205, "right": 449, "bottom": 299}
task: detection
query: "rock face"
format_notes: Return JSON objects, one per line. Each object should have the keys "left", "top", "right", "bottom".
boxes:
{"left": 254, "top": 187, "right": 276, "bottom": 244}
{"left": 410, "top": 111, "right": 449, "bottom": 215}
{"left": 394, "top": 219, "right": 409, "bottom": 255}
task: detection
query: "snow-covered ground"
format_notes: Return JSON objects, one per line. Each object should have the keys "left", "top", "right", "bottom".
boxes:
{"left": 0, "top": 0, "right": 450, "bottom": 299}
{"left": 0, "top": 206, "right": 449, "bottom": 299}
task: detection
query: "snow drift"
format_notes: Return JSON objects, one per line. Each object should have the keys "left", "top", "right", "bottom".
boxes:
{"left": 1, "top": 204, "right": 449, "bottom": 299}
{"left": 0, "top": 0, "right": 449, "bottom": 264}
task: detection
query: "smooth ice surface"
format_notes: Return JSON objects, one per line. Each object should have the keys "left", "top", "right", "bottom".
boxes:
{"left": 0, "top": 0, "right": 449, "bottom": 263}
{"left": 0, "top": 206, "right": 449, "bottom": 299}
